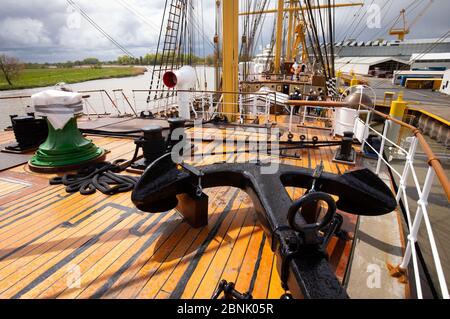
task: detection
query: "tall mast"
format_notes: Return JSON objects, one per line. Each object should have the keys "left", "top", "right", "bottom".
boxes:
{"left": 286, "top": 0, "right": 295, "bottom": 62}
{"left": 274, "top": 0, "right": 284, "bottom": 74}
{"left": 222, "top": 0, "right": 239, "bottom": 120}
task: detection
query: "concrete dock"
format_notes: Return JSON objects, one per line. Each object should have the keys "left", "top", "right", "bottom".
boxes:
{"left": 366, "top": 77, "right": 450, "bottom": 123}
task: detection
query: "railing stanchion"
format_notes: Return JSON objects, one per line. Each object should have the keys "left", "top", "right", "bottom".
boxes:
{"left": 396, "top": 137, "right": 418, "bottom": 203}
{"left": 239, "top": 95, "right": 244, "bottom": 124}
{"left": 288, "top": 106, "right": 294, "bottom": 133}
{"left": 376, "top": 120, "right": 390, "bottom": 175}
{"left": 302, "top": 106, "right": 307, "bottom": 126}
{"left": 132, "top": 90, "right": 138, "bottom": 114}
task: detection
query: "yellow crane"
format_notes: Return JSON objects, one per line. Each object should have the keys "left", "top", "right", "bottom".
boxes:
{"left": 292, "top": 19, "right": 308, "bottom": 63}
{"left": 389, "top": 0, "right": 434, "bottom": 41}
{"left": 389, "top": 9, "right": 408, "bottom": 41}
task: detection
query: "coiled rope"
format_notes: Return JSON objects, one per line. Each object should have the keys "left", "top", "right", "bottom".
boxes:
{"left": 50, "top": 145, "right": 141, "bottom": 195}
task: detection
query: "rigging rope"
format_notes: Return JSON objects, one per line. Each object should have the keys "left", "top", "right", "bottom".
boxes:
{"left": 66, "top": 0, "right": 135, "bottom": 58}
{"left": 114, "top": 0, "right": 161, "bottom": 33}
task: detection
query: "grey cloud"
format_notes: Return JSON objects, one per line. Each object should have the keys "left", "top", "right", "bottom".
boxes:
{"left": 0, "top": 0, "right": 449, "bottom": 63}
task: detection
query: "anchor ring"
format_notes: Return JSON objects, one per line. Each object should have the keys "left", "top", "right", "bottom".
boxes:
{"left": 287, "top": 192, "right": 336, "bottom": 235}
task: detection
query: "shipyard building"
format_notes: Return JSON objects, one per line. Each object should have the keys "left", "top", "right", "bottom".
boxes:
{"left": 332, "top": 38, "right": 450, "bottom": 79}
{"left": 335, "top": 38, "right": 450, "bottom": 60}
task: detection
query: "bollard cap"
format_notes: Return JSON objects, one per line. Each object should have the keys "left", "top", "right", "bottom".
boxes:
{"left": 142, "top": 125, "right": 163, "bottom": 133}
{"left": 12, "top": 115, "right": 35, "bottom": 123}
{"left": 168, "top": 117, "right": 186, "bottom": 129}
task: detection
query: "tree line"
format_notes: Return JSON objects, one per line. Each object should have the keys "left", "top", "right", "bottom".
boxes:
{"left": 116, "top": 53, "right": 215, "bottom": 66}
{"left": 0, "top": 53, "right": 216, "bottom": 86}
{"left": 22, "top": 54, "right": 215, "bottom": 69}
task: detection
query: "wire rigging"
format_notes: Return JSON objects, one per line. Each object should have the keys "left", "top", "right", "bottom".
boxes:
{"left": 66, "top": 0, "right": 136, "bottom": 58}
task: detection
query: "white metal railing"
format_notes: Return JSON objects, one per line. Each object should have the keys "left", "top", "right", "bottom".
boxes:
{"left": 130, "top": 89, "right": 277, "bottom": 124}
{"left": 301, "top": 105, "right": 334, "bottom": 126}
{"left": 353, "top": 96, "right": 449, "bottom": 299}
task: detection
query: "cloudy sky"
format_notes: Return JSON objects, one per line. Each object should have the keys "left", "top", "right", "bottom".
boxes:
{"left": 0, "top": 0, "right": 449, "bottom": 63}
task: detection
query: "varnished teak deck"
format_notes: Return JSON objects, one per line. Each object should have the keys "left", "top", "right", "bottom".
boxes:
{"left": 0, "top": 118, "right": 357, "bottom": 299}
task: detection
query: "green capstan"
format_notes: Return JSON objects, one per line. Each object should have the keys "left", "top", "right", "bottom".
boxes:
{"left": 30, "top": 117, "right": 104, "bottom": 169}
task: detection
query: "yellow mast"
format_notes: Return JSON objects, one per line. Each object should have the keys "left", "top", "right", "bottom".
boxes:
{"left": 274, "top": 0, "right": 284, "bottom": 73}
{"left": 286, "top": 0, "right": 295, "bottom": 62}
{"left": 222, "top": 0, "right": 239, "bottom": 120}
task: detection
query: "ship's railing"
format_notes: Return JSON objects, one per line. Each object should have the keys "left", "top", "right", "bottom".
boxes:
{"left": 0, "top": 89, "right": 133, "bottom": 119}
{"left": 288, "top": 97, "right": 450, "bottom": 299}
{"left": 301, "top": 105, "right": 334, "bottom": 127}
{"left": 79, "top": 89, "right": 136, "bottom": 116}
{"left": 281, "top": 104, "right": 335, "bottom": 133}
{"left": 131, "top": 89, "right": 278, "bottom": 123}
{"left": 364, "top": 106, "right": 449, "bottom": 299}
{"left": 1, "top": 89, "right": 278, "bottom": 122}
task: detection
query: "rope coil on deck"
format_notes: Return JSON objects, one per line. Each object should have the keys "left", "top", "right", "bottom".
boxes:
{"left": 49, "top": 144, "right": 141, "bottom": 195}
{"left": 50, "top": 160, "right": 139, "bottom": 195}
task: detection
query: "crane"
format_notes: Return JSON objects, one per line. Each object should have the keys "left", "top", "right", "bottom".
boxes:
{"left": 389, "top": 0, "right": 434, "bottom": 41}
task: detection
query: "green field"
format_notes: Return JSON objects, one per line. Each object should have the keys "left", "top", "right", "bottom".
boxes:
{"left": 0, "top": 67, "right": 146, "bottom": 90}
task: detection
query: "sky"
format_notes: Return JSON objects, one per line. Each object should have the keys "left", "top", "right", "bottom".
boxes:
{"left": 0, "top": 0, "right": 449, "bottom": 63}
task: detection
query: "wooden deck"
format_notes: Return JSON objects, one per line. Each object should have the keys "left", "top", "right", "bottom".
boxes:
{"left": 0, "top": 117, "right": 358, "bottom": 299}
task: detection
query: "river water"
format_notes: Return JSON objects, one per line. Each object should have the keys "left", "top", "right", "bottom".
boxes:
{"left": 0, "top": 66, "right": 216, "bottom": 130}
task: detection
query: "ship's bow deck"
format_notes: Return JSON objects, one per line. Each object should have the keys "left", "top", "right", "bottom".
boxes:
{"left": 0, "top": 116, "right": 402, "bottom": 299}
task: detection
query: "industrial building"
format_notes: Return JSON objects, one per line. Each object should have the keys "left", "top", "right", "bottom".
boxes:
{"left": 334, "top": 38, "right": 450, "bottom": 60}
{"left": 335, "top": 56, "right": 409, "bottom": 76}
{"left": 410, "top": 52, "right": 450, "bottom": 70}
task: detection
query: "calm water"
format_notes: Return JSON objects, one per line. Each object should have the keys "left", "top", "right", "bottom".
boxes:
{"left": 0, "top": 66, "right": 216, "bottom": 130}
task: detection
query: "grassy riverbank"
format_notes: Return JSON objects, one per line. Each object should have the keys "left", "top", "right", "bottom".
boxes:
{"left": 0, "top": 66, "right": 146, "bottom": 90}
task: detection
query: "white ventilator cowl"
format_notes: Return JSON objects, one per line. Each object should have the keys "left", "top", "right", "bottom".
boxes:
{"left": 163, "top": 66, "right": 197, "bottom": 119}
{"left": 32, "top": 89, "right": 83, "bottom": 129}
{"left": 163, "top": 66, "right": 196, "bottom": 89}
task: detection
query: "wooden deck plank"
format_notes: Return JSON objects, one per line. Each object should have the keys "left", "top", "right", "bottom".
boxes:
{"left": 21, "top": 201, "right": 142, "bottom": 299}
{"left": 151, "top": 188, "right": 238, "bottom": 299}
{"left": 83, "top": 210, "right": 177, "bottom": 299}
{"left": 0, "top": 194, "right": 131, "bottom": 298}
{"left": 135, "top": 188, "right": 235, "bottom": 299}
{"left": 0, "top": 123, "right": 359, "bottom": 299}
{"left": 120, "top": 186, "right": 235, "bottom": 299}
{"left": 191, "top": 206, "right": 252, "bottom": 298}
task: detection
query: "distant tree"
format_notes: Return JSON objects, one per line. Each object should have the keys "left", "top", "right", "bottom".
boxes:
{"left": 82, "top": 57, "right": 100, "bottom": 65}
{"left": 63, "top": 61, "right": 74, "bottom": 68}
{"left": 205, "top": 55, "right": 215, "bottom": 66}
{"left": 117, "top": 55, "right": 134, "bottom": 65}
{"left": 0, "top": 54, "right": 24, "bottom": 85}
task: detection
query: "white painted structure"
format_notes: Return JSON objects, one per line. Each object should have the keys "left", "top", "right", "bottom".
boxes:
{"left": 162, "top": 66, "right": 197, "bottom": 119}
{"left": 410, "top": 52, "right": 450, "bottom": 70}
{"left": 440, "top": 69, "right": 450, "bottom": 95}
{"left": 335, "top": 57, "right": 409, "bottom": 75}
